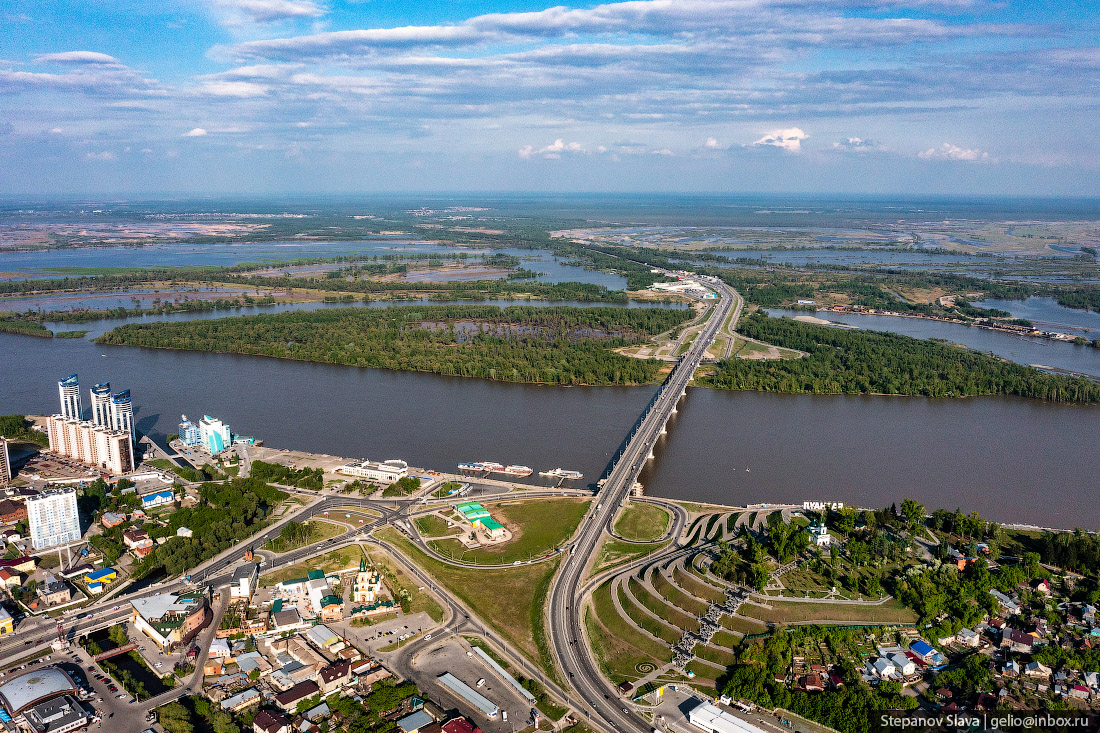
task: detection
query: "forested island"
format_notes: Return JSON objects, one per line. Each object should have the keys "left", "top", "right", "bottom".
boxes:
{"left": 702, "top": 313, "right": 1100, "bottom": 402}
{"left": 97, "top": 304, "right": 693, "bottom": 385}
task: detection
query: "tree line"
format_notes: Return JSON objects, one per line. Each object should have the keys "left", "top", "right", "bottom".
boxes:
{"left": 703, "top": 312, "right": 1100, "bottom": 402}
{"left": 97, "top": 305, "right": 693, "bottom": 386}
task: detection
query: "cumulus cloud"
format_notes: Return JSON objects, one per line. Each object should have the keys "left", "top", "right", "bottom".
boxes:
{"left": 832, "top": 136, "right": 880, "bottom": 152}
{"left": 918, "top": 142, "right": 991, "bottom": 161}
{"left": 213, "top": 0, "right": 327, "bottom": 25}
{"left": 752, "top": 127, "right": 807, "bottom": 152}
{"left": 182, "top": 127, "right": 208, "bottom": 137}
{"left": 518, "top": 139, "right": 585, "bottom": 159}
{"left": 704, "top": 137, "right": 720, "bottom": 148}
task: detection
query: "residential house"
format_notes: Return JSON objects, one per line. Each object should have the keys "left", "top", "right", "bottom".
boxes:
{"left": 1070, "top": 685, "right": 1090, "bottom": 700}
{"left": 37, "top": 577, "right": 72, "bottom": 606}
{"left": 1034, "top": 579, "right": 1052, "bottom": 597}
{"left": 220, "top": 688, "right": 262, "bottom": 712}
{"left": 1024, "top": 661, "right": 1052, "bottom": 679}
{"left": 800, "top": 674, "right": 824, "bottom": 692}
{"left": 0, "top": 556, "right": 35, "bottom": 574}
{"left": 990, "top": 589, "right": 1021, "bottom": 615}
{"left": 397, "top": 711, "right": 435, "bottom": 733}
{"left": 957, "top": 628, "right": 980, "bottom": 648}
{"left": 275, "top": 680, "right": 319, "bottom": 712}
{"left": 122, "top": 528, "right": 153, "bottom": 557}
{"left": 1001, "top": 629, "right": 1037, "bottom": 654}
{"left": 889, "top": 653, "right": 916, "bottom": 677}
{"left": 0, "top": 499, "right": 27, "bottom": 525}
{"left": 253, "top": 710, "right": 292, "bottom": 733}
{"left": 909, "top": 640, "right": 947, "bottom": 668}
{"left": 318, "top": 660, "right": 354, "bottom": 694}
{"left": 0, "top": 568, "right": 21, "bottom": 589}
{"left": 100, "top": 512, "right": 126, "bottom": 528}
{"left": 872, "top": 658, "right": 895, "bottom": 679}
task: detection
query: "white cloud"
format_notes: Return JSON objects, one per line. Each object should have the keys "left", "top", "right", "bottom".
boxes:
{"left": 832, "top": 136, "right": 880, "bottom": 152}
{"left": 518, "top": 139, "right": 585, "bottom": 159}
{"left": 85, "top": 151, "right": 116, "bottom": 161}
{"left": 752, "top": 127, "right": 807, "bottom": 152}
{"left": 705, "top": 137, "right": 719, "bottom": 148}
{"left": 213, "top": 0, "right": 327, "bottom": 25}
{"left": 918, "top": 142, "right": 991, "bottom": 161}
{"left": 200, "top": 80, "right": 270, "bottom": 97}
{"left": 182, "top": 127, "right": 208, "bottom": 137}
{"left": 48, "top": 127, "right": 63, "bottom": 134}
{"left": 35, "top": 51, "right": 122, "bottom": 65}
{"left": 651, "top": 148, "right": 673, "bottom": 156}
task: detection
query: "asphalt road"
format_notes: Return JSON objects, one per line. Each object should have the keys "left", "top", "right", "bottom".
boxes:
{"left": 546, "top": 278, "right": 736, "bottom": 733}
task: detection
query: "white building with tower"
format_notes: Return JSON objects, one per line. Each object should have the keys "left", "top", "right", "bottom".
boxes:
{"left": 27, "top": 488, "right": 81, "bottom": 550}
{"left": 57, "top": 374, "right": 81, "bottom": 421}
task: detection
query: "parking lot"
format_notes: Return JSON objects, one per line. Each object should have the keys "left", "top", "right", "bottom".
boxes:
{"left": 410, "top": 637, "right": 539, "bottom": 733}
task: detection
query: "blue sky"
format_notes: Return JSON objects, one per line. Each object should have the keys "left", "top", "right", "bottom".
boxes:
{"left": 1, "top": 0, "right": 1098, "bottom": 195}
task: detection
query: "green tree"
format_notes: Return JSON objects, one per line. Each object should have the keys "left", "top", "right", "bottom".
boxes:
{"left": 900, "top": 498, "right": 925, "bottom": 532}
{"left": 158, "top": 702, "right": 194, "bottom": 733}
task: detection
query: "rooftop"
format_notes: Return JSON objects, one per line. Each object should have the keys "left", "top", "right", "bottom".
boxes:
{"left": 0, "top": 667, "right": 78, "bottom": 715}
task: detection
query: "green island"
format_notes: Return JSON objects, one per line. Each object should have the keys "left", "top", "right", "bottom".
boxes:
{"left": 701, "top": 312, "right": 1100, "bottom": 402}
{"left": 96, "top": 304, "right": 693, "bottom": 385}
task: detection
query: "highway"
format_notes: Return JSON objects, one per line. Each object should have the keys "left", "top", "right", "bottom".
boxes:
{"left": 546, "top": 277, "right": 736, "bottom": 733}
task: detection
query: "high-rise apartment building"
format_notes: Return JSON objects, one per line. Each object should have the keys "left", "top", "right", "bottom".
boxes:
{"left": 110, "top": 390, "right": 134, "bottom": 444}
{"left": 27, "top": 488, "right": 81, "bottom": 550}
{"left": 90, "top": 382, "right": 112, "bottom": 427}
{"left": 58, "top": 374, "right": 81, "bottom": 420}
{"left": 0, "top": 437, "right": 10, "bottom": 484}
{"left": 178, "top": 415, "right": 200, "bottom": 446}
{"left": 46, "top": 415, "right": 134, "bottom": 475}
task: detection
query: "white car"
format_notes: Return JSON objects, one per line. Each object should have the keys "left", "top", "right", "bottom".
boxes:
{"left": 476, "top": 678, "right": 485, "bottom": 688}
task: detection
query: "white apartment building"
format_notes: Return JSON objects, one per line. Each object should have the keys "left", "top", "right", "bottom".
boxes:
{"left": 46, "top": 415, "right": 134, "bottom": 475}
{"left": 27, "top": 488, "right": 81, "bottom": 550}
{"left": 89, "top": 382, "right": 112, "bottom": 427}
{"left": 57, "top": 374, "right": 81, "bottom": 421}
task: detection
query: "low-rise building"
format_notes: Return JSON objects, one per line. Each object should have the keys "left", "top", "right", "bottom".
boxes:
{"left": 337, "top": 459, "right": 408, "bottom": 483}
{"left": 686, "top": 702, "right": 764, "bottom": 733}
{"left": 141, "top": 490, "right": 175, "bottom": 510}
{"left": 1001, "top": 629, "right": 1037, "bottom": 654}
{"left": 37, "top": 577, "right": 72, "bottom": 606}
{"left": 352, "top": 559, "right": 382, "bottom": 604}
{"left": 318, "top": 660, "right": 354, "bottom": 694}
{"left": 100, "top": 512, "right": 127, "bottom": 528}
{"left": 398, "top": 711, "right": 435, "bottom": 733}
{"left": 0, "top": 607, "right": 13, "bottom": 635}
{"left": 122, "top": 528, "right": 153, "bottom": 550}
{"left": 0, "top": 499, "right": 26, "bottom": 525}
{"left": 806, "top": 521, "right": 832, "bottom": 547}
{"left": 274, "top": 680, "right": 319, "bottom": 712}
{"left": 23, "top": 694, "right": 88, "bottom": 733}
{"left": 130, "top": 590, "right": 209, "bottom": 651}
{"left": 0, "top": 568, "right": 21, "bottom": 589}
{"left": 956, "top": 628, "right": 980, "bottom": 647}
{"left": 253, "top": 709, "right": 292, "bottom": 733}
{"left": 220, "top": 687, "right": 262, "bottom": 712}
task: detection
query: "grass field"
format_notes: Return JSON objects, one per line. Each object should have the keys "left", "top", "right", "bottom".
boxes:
{"left": 652, "top": 571, "right": 710, "bottom": 616}
{"left": 587, "top": 582, "right": 672, "bottom": 684}
{"left": 739, "top": 598, "right": 918, "bottom": 626}
{"left": 376, "top": 527, "right": 560, "bottom": 676}
{"left": 261, "top": 546, "right": 362, "bottom": 585}
{"left": 428, "top": 498, "right": 588, "bottom": 564}
{"left": 414, "top": 514, "right": 456, "bottom": 537}
{"left": 617, "top": 582, "right": 681, "bottom": 645}
{"left": 628, "top": 576, "right": 700, "bottom": 633}
{"left": 613, "top": 502, "right": 670, "bottom": 542}
{"left": 268, "top": 520, "right": 345, "bottom": 553}
{"left": 672, "top": 566, "right": 726, "bottom": 603}
{"left": 592, "top": 538, "right": 670, "bottom": 574}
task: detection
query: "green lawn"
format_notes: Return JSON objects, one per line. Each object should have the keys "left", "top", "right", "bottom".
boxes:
{"left": 739, "top": 598, "right": 918, "bottom": 626}
{"left": 617, "top": 582, "right": 681, "bottom": 644}
{"left": 628, "top": 577, "right": 699, "bottom": 633}
{"left": 428, "top": 498, "right": 588, "bottom": 564}
{"left": 268, "top": 520, "right": 345, "bottom": 553}
{"left": 592, "top": 538, "right": 670, "bottom": 574}
{"left": 414, "top": 514, "right": 456, "bottom": 537}
{"left": 587, "top": 582, "right": 672, "bottom": 684}
{"left": 613, "top": 502, "right": 670, "bottom": 542}
{"left": 652, "top": 571, "right": 710, "bottom": 616}
{"left": 672, "top": 566, "right": 726, "bottom": 603}
{"left": 376, "top": 527, "right": 560, "bottom": 677}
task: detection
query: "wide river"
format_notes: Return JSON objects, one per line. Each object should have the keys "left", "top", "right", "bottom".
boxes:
{"left": 2, "top": 328, "right": 1097, "bottom": 529}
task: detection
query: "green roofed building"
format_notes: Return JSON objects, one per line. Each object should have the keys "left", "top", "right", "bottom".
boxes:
{"left": 307, "top": 570, "right": 326, "bottom": 581}
{"left": 480, "top": 517, "right": 506, "bottom": 540}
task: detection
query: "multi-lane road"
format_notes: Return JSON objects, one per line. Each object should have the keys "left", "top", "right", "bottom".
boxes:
{"left": 546, "top": 278, "right": 736, "bottom": 733}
